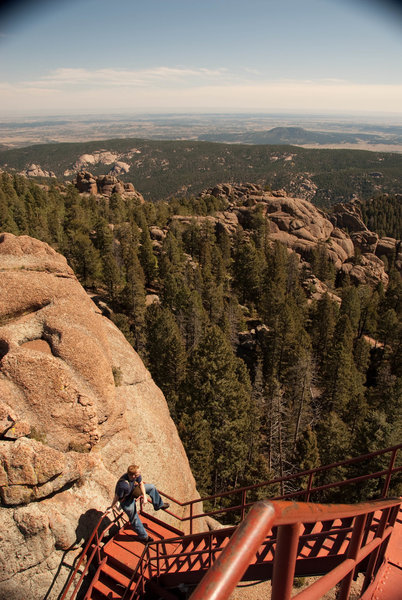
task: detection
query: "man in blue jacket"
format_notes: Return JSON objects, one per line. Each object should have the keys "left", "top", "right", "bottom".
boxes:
{"left": 107, "top": 464, "right": 169, "bottom": 543}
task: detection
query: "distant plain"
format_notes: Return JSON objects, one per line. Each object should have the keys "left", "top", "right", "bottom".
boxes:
{"left": 1, "top": 113, "right": 402, "bottom": 152}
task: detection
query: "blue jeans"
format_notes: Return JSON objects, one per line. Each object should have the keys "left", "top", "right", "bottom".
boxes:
{"left": 120, "top": 484, "right": 164, "bottom": 539}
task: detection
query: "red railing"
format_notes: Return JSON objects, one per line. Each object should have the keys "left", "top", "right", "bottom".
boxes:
{"left": 189, "top": 497, "right": 401, "bottom": 600}
{"left": 59, "top": 508, "right": 127, "bottom": 600}
{"left": 60, "top": 443, "right": 402, "bottom": 599}
{"left": 161, "top": 442, "right": 402, "bottom": 534}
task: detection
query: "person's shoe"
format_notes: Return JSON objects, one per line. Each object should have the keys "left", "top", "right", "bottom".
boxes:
{"left": 160, "top": 502, "right": 170, "bottom": 510}
{"left": 139, "top": 535, "right": 154, "bottom": 544}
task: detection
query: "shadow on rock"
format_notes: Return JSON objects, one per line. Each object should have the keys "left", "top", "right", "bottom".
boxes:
{"left": 43, "top": 508, "right": 119, "bottom": 600}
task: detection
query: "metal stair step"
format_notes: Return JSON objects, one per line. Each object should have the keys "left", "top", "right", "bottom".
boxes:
{"left": 98, "top": 561, "right": 137, "bottom": 597}
{"left": 140, "top": 510, "right": 185, "bottom": 537}
{"left": 91, "top": 577, "right": 122, "bottom": 599}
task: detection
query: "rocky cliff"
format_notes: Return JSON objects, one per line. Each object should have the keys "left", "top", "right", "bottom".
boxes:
{"left": 73, "top": 170, "right": 144, "bottom": 200}
{"left": 0, "top": 233, "right": 199, "bottom": 600}
{"left": 168, "top": 183, "right": 397, "bottom": 289}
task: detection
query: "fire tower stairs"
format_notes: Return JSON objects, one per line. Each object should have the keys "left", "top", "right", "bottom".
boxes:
{"left": 60, "top": 443, "right": 402, "bottom": 600}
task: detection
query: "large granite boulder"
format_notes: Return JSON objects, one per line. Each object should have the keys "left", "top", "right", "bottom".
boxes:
{"left": 74, "top": 171, "right": 98, "bottom": 194}
{"left": 0, "top": 233, "right": 200, "bottom": 599}
{"left": 330, "top": 200, "right": 368, "bottom": 233}
{"left": 74, "top": 171, "right": 145, "bottom": 201}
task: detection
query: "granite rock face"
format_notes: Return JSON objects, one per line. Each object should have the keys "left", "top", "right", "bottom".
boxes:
{"left": 0, "top": 233, "right": 199, "bottom": 599}
{"left": 198, "top": 183, "right": 391, "bottom": 288}
{"left": 74, "top": 170, "right": 144, "bottom": 201}
{"left": 21, "top": 164, "right": 56, "bottom": 179}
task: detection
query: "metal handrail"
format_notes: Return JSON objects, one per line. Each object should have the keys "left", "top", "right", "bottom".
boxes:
{"left": 189, "top": 499, "right": 278, "bottom": 600}
{"left": 59, "top": 508, "right": 124, "bottom": 600}
{"left": 188, "top": 497, "right": 401, "bottom": 600}
{"left": 161, "top": 442, "right": 402, "bottom": 509}
{"left": 157, "top": 442, "right": 401, "bottom": 532}
{"left": 60, "top": 443, "right": 401, "bottom": 599}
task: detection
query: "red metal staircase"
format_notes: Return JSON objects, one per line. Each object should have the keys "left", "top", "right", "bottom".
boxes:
{"left": 60, "top": 443, "right": 401, "bottom": 600}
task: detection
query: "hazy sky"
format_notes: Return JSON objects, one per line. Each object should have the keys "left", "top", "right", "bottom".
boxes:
{"left": 0, "top": 0, "right": 401, "bottom": 116}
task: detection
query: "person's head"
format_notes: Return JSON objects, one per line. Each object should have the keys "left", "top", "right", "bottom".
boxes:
{"left": 127, "top": 464, "right": 140, "bottom": 480}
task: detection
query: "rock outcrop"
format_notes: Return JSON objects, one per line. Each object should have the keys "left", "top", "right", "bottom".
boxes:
{"left": 74, "top": 171, "right": 144, "bottom": 201}
{"left": 21, "top": 164, "right": 56, "bottom": 179}
{"left": 0, "top": 233, "right": 199, "bottom": 599}
{"left": 192, "top": 183, "right": 391, "bottom": 288}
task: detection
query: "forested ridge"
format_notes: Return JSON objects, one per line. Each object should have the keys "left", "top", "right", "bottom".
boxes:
{"left": 1, "top": 172, "right": 401, "bottom": 505}
{"left": 1, "top": 138, "right": 402, "bottom": 207}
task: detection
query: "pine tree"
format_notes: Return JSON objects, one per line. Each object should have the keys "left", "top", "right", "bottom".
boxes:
{"left": 135, "top": 209, "right": 158, "bottom": 285}
{"left": 178, "top": 411, "right": 213, "bottom": 496}
{"left": 0, "top": 188, "right": 19, "bottom": 234}
{"left": 293, "top": 425, "right": 320, "bottom": 472}
{"left": 316, "top": 411, "right": 352, "bottom": 502}
{"left": 340, "top": 286, "right": 361, "bottom": 333}
{"left": 348, "top": 409, "right": 399, "bottom": 501}
{"left": 357, "top": 287, "right": 379, "bottom": 338}
{"left": 322, "top": 314, "right": 366, "bottom": 424}
{"left": 310, "top": 293, "right": 338, "bottom": 365}
{"left": 145, "top": 304, "right": 187, "bottom": 418}
{"left": 66, "top": 232, "right": 102, "bottom": 287}
{"left": 232, "top": 239, "right": 264, "bottom": 306}
{"left": 260, "top": 241, "right": 287, "bottom": 325}
{"left": 181, "top": 325, "right": 252, "bottom": 494}
{"left": 119, "top": 249, "right": 146, "bottom": 353}
{"left": 94, "top": 218, "right": 123, "bottom": 303}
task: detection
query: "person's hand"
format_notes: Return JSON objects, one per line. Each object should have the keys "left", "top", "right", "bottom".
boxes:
{"left": 142, "top": 496, "right": 148, "bottom": 505}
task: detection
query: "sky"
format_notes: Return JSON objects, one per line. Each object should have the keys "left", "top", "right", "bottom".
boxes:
{"left": 0, "top": 0, "right": 401, "bottom": 117}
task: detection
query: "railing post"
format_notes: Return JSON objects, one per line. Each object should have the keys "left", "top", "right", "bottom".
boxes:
{"left": 338, "top": 513, "right": 367, "bottom": 600}
{"left": 189, "top": 500, "right": 277, "bottom": 600}
{"left": 271, "top": 522, "right": 300, "bottom": 600}
{"left": 305, "top": 472, "right": 314, "bottom": 502}
{"left": 361, "top": 505, "right": 398, "bottom": 594}
{"left": 381, "top": 448, "right": 397, "bottom": 497}
{"left": 241, "top": 489, "right": 247, "bottom": 521}
{"left": 96, "top": 531, "right": 101, "bottom": 563}
{"left": 209, "top": 532, "right": 213, "bottom": 569}
{"left": 190, "top": 502, "right": 194, "bottom": 535}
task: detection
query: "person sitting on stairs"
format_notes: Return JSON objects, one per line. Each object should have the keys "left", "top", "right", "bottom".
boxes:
{"left": 107, "top": 464, "right": 169, "bottom": 544}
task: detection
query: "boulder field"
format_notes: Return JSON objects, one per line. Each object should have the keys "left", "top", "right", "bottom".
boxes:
{"left": 0, "top": 233, "right": 200, "bottom": 600}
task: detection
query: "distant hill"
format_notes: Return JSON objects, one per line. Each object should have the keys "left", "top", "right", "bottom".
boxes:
{"left": 1, "top": 138, "right": 402, "bottom": 206}
{"left": 199, "top": 126, "right": 400, "bottom": 146}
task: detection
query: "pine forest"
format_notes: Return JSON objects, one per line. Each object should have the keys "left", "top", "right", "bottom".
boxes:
{"left": 1, "top": 172, "right": 401, "bottom": 508}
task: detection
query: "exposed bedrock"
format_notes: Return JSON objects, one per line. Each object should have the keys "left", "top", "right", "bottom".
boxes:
{"left": 0, "top": 233, "right": 200, "bottom": 600}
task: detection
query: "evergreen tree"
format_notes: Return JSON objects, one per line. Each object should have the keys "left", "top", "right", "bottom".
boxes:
{"left": 340, "top": 286, "right": 361, "bottom": 332}
{"left": 357, "top": 287, "right": 379, "bottom": 338}
{"left": 94, "top": 218, "right": 123, "bottom": 303}
{"left": 348, "top": 410, "right": 399, "bottom": 500}
{"left": 181, "top": 326, "right": 253, "bottom": 494}
{"left": 293, "top": 425, "right": 320, "bottom": 473}
{"left": 136, "top": 209, "right": 158, "bottom": 285}
{"left": 119, "top": 248, "right": 146, "bottom": 353}
{"left": 66, "top": 232, "right": 102, "bottom": 287}
{"left": 0, "top": 188, "right": 19, "bottom": 233}
{"left": 232, "top": 239, "right": 264, "bottom": 306}
{"left": 260, "top": 241, "right": 287, "bottom": 324}
{"left": 316, "top": 411, "right": 352, "bottom": 501}
{"left": 145, "top": 304, "right": 187, "bottom": 418}
{"left": 322, "top": 314, "right": 366, "bottom": 425}
{"left": 178, "top": 411, "right": 213, "bottom": 496}
{"left": 309, "top": 293, "right": 338, "bottom": 365}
